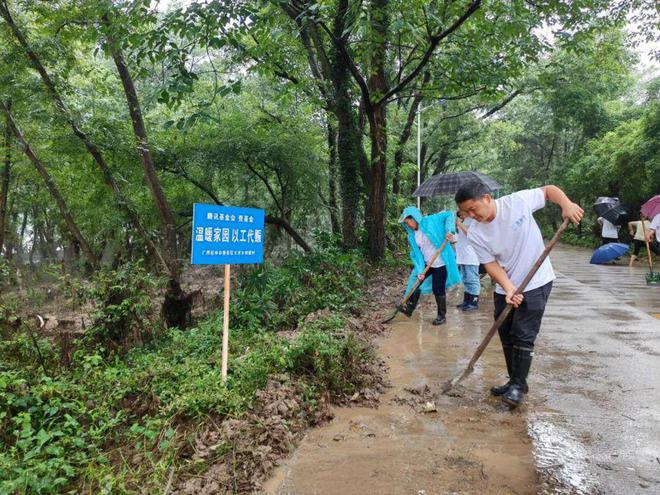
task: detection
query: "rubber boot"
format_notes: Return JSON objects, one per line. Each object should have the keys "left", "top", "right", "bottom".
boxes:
{"left": 503, "top": 346, "right": 533, "bottom": 407}
{"left": 432, "top": 294, "right": 446, "bottom": 325}
{"left": 462, "top": 293, "right": 479, "bottom": 312}
{"left": 490, "top": 345, "right": 513, "bottom": 396}
{"left": 400, "top": 289, "right": 421, "bottom": 317}
{"left": 456, "top": 292, "right": 468, "bottom": 309}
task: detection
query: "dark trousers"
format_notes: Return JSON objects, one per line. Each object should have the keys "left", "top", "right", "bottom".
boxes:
{"left": 428, "top": 265, "right": 447, "bottom": 297}
{"left": 602, "top": 237, "right": 617, "bottom": 246}
{"left": 633, "top": 239, "right": 659, "bottom": 256}
{"left": 494, "top": 282, "right": 552, "bottom": 350}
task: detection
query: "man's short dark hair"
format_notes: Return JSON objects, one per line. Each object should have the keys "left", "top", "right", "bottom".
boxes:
{"left": 455, "top": 181, "right": 490, "bottom": 204}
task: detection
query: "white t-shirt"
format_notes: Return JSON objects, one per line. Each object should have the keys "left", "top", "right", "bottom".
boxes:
{"left": 599, "top": 218, "right": 619, "bottom": 239}
{"left": 467, "top": 188, "right": 555, "bottom": 295}
{"left": 650, "top": 214, "right": 660, "bottom": 233}
{"left": 414, "top": 229, "right": 444, "bottom": 268}
{"left": 454, "top": 218, "right": 479, "bottom": 266}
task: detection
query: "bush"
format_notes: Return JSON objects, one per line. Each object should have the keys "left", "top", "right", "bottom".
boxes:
{"left": 84, "top": 263, "right": 163, "bottom": 354}
{"left": 0, "top": 247, "right": 375, "bottom": 492}
{"left": 230, "top": 247, "right": 366, "bottom": 333}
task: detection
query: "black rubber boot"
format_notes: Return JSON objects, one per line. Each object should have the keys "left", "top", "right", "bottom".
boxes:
{"left": 456, "top": 292, "right": 468, "bottom": 309}
{"left": 463, "top": 293, "right": 479, "bottom": 312}
{"left": 503, "top": 346, "right": 533, "bottom": 407}
{"left": 432, "top": 294, "right": 447, "bottom": 325}
{"left": 490, "top": 345, "right": 513, "bottom": 396}
{"left": 400, "top": 289, "right": 421, "bottom": 317}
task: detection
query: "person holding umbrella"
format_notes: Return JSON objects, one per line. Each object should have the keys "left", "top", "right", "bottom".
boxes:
{"left": 454, "top": 182, "right": 583, "bottom": 407}
{"left": 640, "top": 196, "right": 660, "bottom": 244}
{"left": 645, "top": 215, "right": 660, "bottom": 242}
{"left": 399, "top": 206, "right": 461, "bottom": 325}
{"left": 453, "top": 211, "right": 481, "bottom": 311}
{"left": 597, "top": 216, "right": 620, "bottom": 245}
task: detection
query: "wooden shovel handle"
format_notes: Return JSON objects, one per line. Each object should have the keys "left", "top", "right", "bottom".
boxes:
{"left": 398, "top": 237, "right": 450, "bottom": 307}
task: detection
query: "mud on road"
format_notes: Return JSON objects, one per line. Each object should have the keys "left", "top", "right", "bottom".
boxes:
{"left": 264, "top": 245, "right": 660, "bottom": 495}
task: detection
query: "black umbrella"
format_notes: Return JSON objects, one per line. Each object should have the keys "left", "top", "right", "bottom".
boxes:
{"left": 413, "top": 171, "right": 502, "bottom": 197}
{"left": 593, "top": 196, "right": 619, "bottom": 217}
{"left": 600, "top": 203, "right": 630, "bottom": 226}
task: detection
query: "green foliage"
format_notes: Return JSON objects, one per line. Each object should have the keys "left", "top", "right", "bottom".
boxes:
{"left": 230, "top": 245, "right": 365, "bottom": 333}
{"left": 0, "top": 248, "right": 372, "bottom": 492}
{"left": 84, "top": 262, "right": 162, "bottom": 353}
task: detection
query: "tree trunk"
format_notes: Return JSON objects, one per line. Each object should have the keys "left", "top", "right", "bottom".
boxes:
{"left": 335, "top": 99, "right": 364, "bottom": 249}
{"left": 0, "top": 3, "right": 170, "bottom": 275}
{"left": 330, "top": 2, "right": 367, "bottom": 250}
{"left": 326, "top": 120, "right": 340, "bottom": 235}
{"left": 104, "top": 14, "right": 180, "bottom": 280}
{"left": 40, "top": 209, "right": 58, "bottom": 260}
{"left": 13, "top": 210, "right": 28, "bottom": 263}
{"left": 365, "top": 0, "right": 389, "bottom": 261}
{"left": 367, "top": 106, "right": 388, "bottom": 261}
{"left": 3, "top": 103, "right": 100, "bottom": 270}
{"left": 0, "top": 102, "right": 10, "bottom": 256}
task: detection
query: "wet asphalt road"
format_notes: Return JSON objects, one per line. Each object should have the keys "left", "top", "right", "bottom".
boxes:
{"left": 265, "top": 244, "right": 660, "bottom": 494}
{"left": 531, "top": 245, "right": 660, "bottom": 493}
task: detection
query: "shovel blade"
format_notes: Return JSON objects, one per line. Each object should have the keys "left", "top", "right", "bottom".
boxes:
{"left": 382, "top": 305, "right": 404, "bottom": 324}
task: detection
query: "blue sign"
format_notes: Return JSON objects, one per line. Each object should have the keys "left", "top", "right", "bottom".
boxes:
{"left": 191, "top": 204, "right": 265, "bottom": 265}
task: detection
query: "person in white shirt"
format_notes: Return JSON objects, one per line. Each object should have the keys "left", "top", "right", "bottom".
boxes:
{"left": 645, "top": 214, "right": 660, "bottom": 243}
{"left": 452, "top": 211, "right": 481, "bottom": 311}
{"left": 597, "top": 216, "right": 620, "bottom": 245}
{"left": 454, "top": 181, "right": 583, "bottom": 407}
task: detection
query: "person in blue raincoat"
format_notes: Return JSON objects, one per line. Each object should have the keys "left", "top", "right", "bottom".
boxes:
{"left": 399, "top": 206, "right": 461, "bottom": 325}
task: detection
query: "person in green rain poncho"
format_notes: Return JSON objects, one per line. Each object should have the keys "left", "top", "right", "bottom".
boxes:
{"left": 399, "top": 206, "right": 461, "bottom": 325}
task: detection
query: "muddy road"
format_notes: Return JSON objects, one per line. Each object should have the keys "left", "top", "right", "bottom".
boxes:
{"left": 264, "top": 245, "right": 660, "bottom": 495}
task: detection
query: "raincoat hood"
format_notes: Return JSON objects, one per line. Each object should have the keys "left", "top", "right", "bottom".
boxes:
{"left": 399, "top": 206, "right": 461, "bottom": 295}
{"left": 399, "top": 206, "right": 423, "bottom": 227}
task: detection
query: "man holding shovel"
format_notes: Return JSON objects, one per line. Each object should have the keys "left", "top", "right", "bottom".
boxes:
{"left": 399, "top": 206, "right": 461, "bottom": 325}
{"left": 454, "top": 182, "right": 583, "bottom": 406}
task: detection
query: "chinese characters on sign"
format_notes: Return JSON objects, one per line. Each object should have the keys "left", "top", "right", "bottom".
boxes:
{"left": 191, "top": 204, "right": 265, "bottom": 265}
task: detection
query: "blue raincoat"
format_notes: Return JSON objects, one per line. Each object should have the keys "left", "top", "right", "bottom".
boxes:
{"left": 399, "top": 206, "right": 461, "bottom": 295}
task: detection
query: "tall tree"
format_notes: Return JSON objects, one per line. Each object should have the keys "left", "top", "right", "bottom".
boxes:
{"left": 0, "top": 0, "right": 170, "bottom": 275}
{"left": 2, "top": 103, "right": 99, "bottom": 269}
{"left": 102, "top": 11, "right": 180, "bottom": 278}
{"left": 0, "top": 100, "right": 10, "bottom": 256}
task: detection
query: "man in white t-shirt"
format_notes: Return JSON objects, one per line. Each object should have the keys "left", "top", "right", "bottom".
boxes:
{"left": 645, "top": 214, "right": 660, "bottom": 243}
{"left": 454, "top": 181, "right": 583, "bottom": 407}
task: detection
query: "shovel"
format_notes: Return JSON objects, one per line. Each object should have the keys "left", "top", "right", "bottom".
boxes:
{"left": 441, "top": 218, "right": 570, "bottom": 394}
{"left": 382, "top": 237, "right": 451, "bottom": 324}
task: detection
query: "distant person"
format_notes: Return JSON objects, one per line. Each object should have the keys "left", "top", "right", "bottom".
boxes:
{"left": 452, "top": 211, "right": 480, "bottom": 311}
{"left": 628, "top": 215, "right": 658, "bottom": 265}
{"left": 597, "top": 216, "right": 619, "bottom": 245}
{"left": 399, "top": 206, "right": 461, "bottom": 326}
{"left": 645, "top": 214, "right": 660, "bottom": 244}
{"left": 455, "top": 181, "right": 583, "bottom": 407}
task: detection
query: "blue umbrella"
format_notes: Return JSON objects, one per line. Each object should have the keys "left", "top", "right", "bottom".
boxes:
{"left": 590, "top": 243, "right": 629, "bottom": 264}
